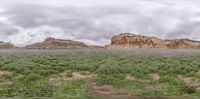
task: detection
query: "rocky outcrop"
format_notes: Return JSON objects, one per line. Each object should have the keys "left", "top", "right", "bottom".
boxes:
{"left": 107, "top": 33, "right": 200, "bottom": 49}
{"left": 0, "top": 41, "right": 14, "bottom": 49}
{"left": 25, "top": 37, "right": 88, "bottom": 49}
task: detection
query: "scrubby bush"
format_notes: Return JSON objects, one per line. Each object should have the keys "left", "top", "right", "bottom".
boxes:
{"left": 0, "top": 50, "right": 199, "bottom": 97}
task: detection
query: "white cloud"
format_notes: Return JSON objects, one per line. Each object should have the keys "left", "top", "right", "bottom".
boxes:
{"left": 0, "top": 0, "right": 200, "bottom": 46}
{"left": 8, "top": 25, "right": 75, "bottom": 46}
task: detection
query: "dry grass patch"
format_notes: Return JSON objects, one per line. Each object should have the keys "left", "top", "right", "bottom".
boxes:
{"left": 178, "top": 75, "right": 200, "bottom": 86}
{"left": 0, "top": 70, "right": 11, "bottom": 76}
{"left": 150, "top": 73, "right": 160, "bottom": 81}
{"left": 126, "top": 74, "right": 135, "bottom": 81}
{"left": 145, "top": 83, "right": 165, "bottom": 91}
{"left": 72, "top": 72, "right": 95, "bottom": 80}
{"left": 49, "top": 71, "right": 96, "bottom": 87}
{"left": 197, "top": 71, "right": 200, "bottom": 75}
{"left": 0, "top": 79, "right": 12, "bottom": 85}
{"left": 178, "top": 75, "right": 200, "bottom": 91}
{"left": 196, "top": 87, "right": 200, "bottom": 91}
{"left": 0, "top": 70, "right": 13, "bottom": 85}
{"left": 89, "top": 83, "right": 131, "bottom": 96}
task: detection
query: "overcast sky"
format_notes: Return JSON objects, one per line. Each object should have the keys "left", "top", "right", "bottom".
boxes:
{"left": 0, "top": 0, "right": 200, "bottom": 46}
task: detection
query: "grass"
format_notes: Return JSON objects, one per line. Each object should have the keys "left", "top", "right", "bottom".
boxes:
{"left": 0, "top": 50, "right": 199, "bottom": 97}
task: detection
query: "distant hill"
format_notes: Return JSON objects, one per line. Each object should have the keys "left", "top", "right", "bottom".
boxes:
{"left": 0, "top": 41, "right": 14, "bottom": 49}
{"left": 25, "top": 37, "right": 88, "bottom": 49}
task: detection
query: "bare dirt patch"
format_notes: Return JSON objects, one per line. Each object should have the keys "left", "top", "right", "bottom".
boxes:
{"left": 0, "top": 79, "right": 12, "bottom": 85}
{"left": 72, "top": 72, "right": 95, "bottom": 80}
{"left": 196, "top": 87, "right": 200, "bottom": 91}
{"left": 197, "top": 71, "right": 200, "bottom": 75}
{"left": 49, "top": 71, "right": 96, "bottom": 87}
{"left": 0, "top": 70, "right": 13, "bottom": 85}
{"left": 150, "top": 73, "right": 160, "bottom": 81}
{"left": 0, "top": 70, "right": 11, "bottom": 76}
{"left": 178, "top": 75, "right": 200, "bottom": 86}
{"left": 178, "top": 75, "right": 200, "bottom": 91}
{"left": 89, "top": 84, "right": 132, "bottom": 97}
{"left": 126, "top": 74, "right": 150, "bottom": 82}
{"left": 126, "top": 74, "right": 135, "bottom": 81}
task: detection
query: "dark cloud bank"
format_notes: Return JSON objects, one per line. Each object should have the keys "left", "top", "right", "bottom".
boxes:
{"left": 0, "top": 0, "right": 200, "bottom": 46}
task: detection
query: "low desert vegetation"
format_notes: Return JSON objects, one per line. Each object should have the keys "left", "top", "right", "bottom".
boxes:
{"left": 0, "top": 49, "right": 199, "bottom": 97}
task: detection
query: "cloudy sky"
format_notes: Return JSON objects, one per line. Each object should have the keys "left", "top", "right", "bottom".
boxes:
{"left": 0, "top": 0, "right": 200, "bottom": 46}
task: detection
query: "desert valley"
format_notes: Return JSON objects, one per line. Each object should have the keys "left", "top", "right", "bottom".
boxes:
{"left": 1, "top": 0, "right": 200, "bottom": 98}
{"left": 0, "top": 33, "right": 199, "bottom": 98}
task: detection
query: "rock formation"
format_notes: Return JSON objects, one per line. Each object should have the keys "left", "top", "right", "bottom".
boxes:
{"left": 107, "top": 33, "right": 200, "bottom": 49}
{"left": 25, "top": 37, "right": 88, "bottom": 49}
{"left": 0, "top": 41, "right": 14, "bottom": 49}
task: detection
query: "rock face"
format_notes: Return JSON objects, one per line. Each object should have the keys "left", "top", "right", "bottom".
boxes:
{"left": 0, "top": 41, "right": 14, "bottom": 49}
{"left": 25, "top": 37, "right": 88, "bottom": 49}
{"left": 107, "top": 33, "right": 200, "bottom": 49}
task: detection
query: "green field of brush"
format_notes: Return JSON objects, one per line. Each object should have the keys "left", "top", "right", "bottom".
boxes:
{"left": 0, "top": 50, "right": 199, "bottom": 97}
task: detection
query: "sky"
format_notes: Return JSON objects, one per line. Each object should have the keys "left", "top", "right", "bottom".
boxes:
{"left": 0, "top": 0, "right": 200, "bottom": 46}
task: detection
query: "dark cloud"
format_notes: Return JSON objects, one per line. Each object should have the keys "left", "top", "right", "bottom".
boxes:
{"left": 0, "top": 0, "right": 200, "bottom": 46}
{"left": 3, "top": 4, "right": 51, "bottom": 28}
{"left": 0, "top": 22, "right": 19, "bottom": 36}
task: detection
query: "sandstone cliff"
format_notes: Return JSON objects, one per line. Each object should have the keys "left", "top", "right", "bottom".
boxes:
{"left": 0, "top": 41, "right": 14, "bottom": 49}
{"left": 25, "top": 37, "right": 88, "bottom": 49}
{"left": 107, "top": 33, "right": 200, "bottom": 49}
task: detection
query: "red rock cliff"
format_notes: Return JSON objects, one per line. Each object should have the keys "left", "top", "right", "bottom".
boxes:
{"left": 107, "top": 33, "right": 200, "bottom": 49}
